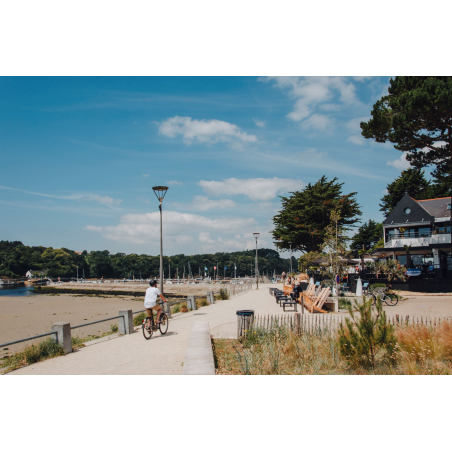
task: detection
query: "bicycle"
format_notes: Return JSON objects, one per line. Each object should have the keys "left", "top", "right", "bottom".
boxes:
{"left": 142, "top": 302, "right": 169, "bottom": 339}
{"left": 370, "top": 287, "right": 399, "bottom": 307}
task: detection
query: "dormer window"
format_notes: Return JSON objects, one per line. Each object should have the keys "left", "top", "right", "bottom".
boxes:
{"left": 448, "top": 204, "right": 451, "bottom": 210}
{"left": 404, "top": 208, "right": 411, "bottom": 214}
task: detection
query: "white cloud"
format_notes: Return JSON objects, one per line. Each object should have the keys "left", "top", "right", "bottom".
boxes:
{"left": 300, "top": 113, "right": 333, "bottom": 131}
{"left": 85, "top": 210, "right": 256, "bottom": 244}
{"left": 347, "top": 134, "right": 366, "bottom": 146}
{"left": 0, "top": 185, "right": 122, "bottom": 208}
{"left": 158, "top": 116, "right": 258, "bottom": 148}
{"left": 387, "top": 153, "right": 410, "bottom": 171}
{"left": 142, "top": 174, "right": 149, "bottom": 178}
{"left": 346, "top": 116, "right": 371, "bottom": 132}
{"left": 253, "top": 118, "right": 267, "bottom": 128}
{"left": 191, "top": 195, "right": 236, "bottom": 211}
{"left": 198, "top": 177, "right": 304, "bottom": 202}
{"left": 262, "top": 77, "right": 359, "bottom": 126}
{"left": 167, "top": 180, "right": 183, "bottom": 185}
{"left": 198, "top": 232, "right": 215, "bottom": 243}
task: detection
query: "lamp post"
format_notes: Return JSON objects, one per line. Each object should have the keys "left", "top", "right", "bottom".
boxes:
{"left": 253, "top": 232, "right": 260, "bottom": 289}
{"left": 152, "top": 186, "right": 169, "bottom": 314}
{"left": 289, "top": 241, "right": 293, "bottom": 275}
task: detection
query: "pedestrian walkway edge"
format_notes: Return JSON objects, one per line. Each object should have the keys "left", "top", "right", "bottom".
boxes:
{"left": 182, "top": 321, "right": 215, "bottom": 375}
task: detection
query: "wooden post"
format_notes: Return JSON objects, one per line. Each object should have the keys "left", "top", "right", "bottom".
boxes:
{"left": 295, "top": 313, "right": 301, "bottom": 334}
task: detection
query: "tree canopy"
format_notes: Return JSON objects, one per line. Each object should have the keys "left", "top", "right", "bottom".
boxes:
{"left": 350, "top": 220, "right": 383, "bottom": 252}
{"left": 271, "top": 176, "right": 362, "bottom": 253}
{"left": 0, "top": 241, "right": 291, "bottom": 279}
{"left": 379, "top": 168, "right": 432, "bottom": 216}
{"left": 361, "top": 76, "right": 452, "bottom": 186}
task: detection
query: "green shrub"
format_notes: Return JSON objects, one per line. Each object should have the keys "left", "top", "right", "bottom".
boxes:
{"left": 219, "top": 288, "right": 230, "bottom": 300}
{"left": 338, "top": 298, "right": 351, "bottom": 309}
{"left": 1, "top": 338, "right": 64, "bottom": 371}
{"left": 133, "top": 312, "right": 147, "bottom": 326}
{"left": 172, "top": 303, "right": 181, "bottom": 313}
{"left": 339, "top": 297, "right": 396, "bottom": 370}
{"left": 110, "top": 323, "right": 118, "bottom": 333}
{"left": 370, "top": 283, "right": 387, "bottom": 290}
{"left": 71, "top": 336, "right": 85, "bottom": 349}
{"left": 197, "top": 297, "right": 208, "bottom": 307}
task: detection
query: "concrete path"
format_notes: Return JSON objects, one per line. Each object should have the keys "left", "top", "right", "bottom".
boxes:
{"left": 8, "top": 286, "right": 451, "bottom": 375}
{"left": 8, "top": 284, "right": 287, "bottom": 375}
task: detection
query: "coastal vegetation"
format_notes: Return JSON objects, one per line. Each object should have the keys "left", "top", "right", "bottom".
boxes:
{"left": 0, "top": 241, "right": 290, "bottom": 279}
{"left": 213, "top": 306, "right": 452, "bottom": 375}
{"left": 1, "top": 338, "right": 64, "bottom": 372}
{"left": 272, "top": 176, "right": 362, "bottom": 254}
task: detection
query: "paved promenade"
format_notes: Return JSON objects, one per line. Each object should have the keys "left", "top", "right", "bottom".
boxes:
{"left": 9, "top": 283, "right": 285, "bottom": 375}
{"left": 8, "top": 286, "right": 452, "bottom": 375}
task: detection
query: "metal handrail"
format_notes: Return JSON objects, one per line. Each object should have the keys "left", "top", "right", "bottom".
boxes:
{"left": 71, "top": 315, "right": 125, "bottom": 330}
{"left": 0, "top": 331, "right": 58, "bottom": 349}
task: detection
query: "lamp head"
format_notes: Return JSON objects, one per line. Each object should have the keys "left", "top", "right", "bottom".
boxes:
{"left": 152, "top": 186, "right": 169, "bottom": 203}
{"left": 253, "top": 232, "right": 260, "bottom": 240}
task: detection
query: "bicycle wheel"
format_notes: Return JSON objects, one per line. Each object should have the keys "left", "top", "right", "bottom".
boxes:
{"left": 159, "top": 313, "right": 169, "bottom": 335}
{"left": 142, "top": 317, "right": 153, "bottom": 340}
{"left": 383, "top": 293, "right": 399, "bottom": 307}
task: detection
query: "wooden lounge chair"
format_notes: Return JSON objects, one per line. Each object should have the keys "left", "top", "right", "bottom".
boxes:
{"left": 304, "top": 287, "right": 331, "bottom": 313}
{"left": 300, "top": 282, "right": 314, "bottom": 304}
{"left": 312, "top": 287, "right": 331, "bottom": 313}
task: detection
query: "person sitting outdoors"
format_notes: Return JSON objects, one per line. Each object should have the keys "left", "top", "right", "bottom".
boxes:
{"left": 144, "top": 280, "right": 168, "bottom": 325}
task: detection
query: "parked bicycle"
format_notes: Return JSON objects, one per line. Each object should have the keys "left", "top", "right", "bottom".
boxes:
{"left": 142, "top": 302, "right": 169, "bottom": 339}
{"left": 370, "top": 286, "right": 399, "bottom": 307}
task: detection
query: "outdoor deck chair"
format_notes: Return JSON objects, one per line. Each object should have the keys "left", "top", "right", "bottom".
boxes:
{"left": 304, "top": 287, "right": 330, "bottom": 314}
{"left": 311, "top": 287, "right": 332, "bottom": 313}
{"left": 301, "top": 282, "right": 315, "bottom": 304}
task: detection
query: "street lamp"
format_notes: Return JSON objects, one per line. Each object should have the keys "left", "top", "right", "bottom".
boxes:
{"left": 152, "top": 186, "right": 169, "bottom": 308}
{"left": 289, "top": 241, "right": 293, "bottom": 275}
{"left": 253, "top": 232, "right": 260, "bottom": 289}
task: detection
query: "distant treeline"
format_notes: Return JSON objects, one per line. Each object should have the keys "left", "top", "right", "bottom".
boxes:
{"left": 0, "top": 240, "right": 292, "bottom": 279}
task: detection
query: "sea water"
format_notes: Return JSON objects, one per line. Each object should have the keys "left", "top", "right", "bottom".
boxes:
{"left": 0, "top": 285, "right": 35, "bottom": 297}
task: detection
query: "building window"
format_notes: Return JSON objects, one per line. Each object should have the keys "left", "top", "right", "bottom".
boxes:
{"left": 404, "top": 207, "right": 411, "bottom": 214}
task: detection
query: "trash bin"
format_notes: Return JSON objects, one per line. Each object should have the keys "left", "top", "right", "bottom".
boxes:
{"left": 236, "top": 310, "right": 254, "bottom": 338}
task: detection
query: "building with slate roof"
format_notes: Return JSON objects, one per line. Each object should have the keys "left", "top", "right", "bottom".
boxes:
{"left": 374, "top": 193, "right": 451, "bottom": 278}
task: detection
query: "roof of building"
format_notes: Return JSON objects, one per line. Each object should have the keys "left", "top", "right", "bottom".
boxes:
{"left": 416, "top": 197, "right": 451, "bottom": 219}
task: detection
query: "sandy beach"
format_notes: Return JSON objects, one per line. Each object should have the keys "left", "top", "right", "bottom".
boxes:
{"left": 0, "top": 283, "right": 224, "bottom": 358}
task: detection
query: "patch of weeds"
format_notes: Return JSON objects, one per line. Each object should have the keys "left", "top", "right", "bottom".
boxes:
{"left": 172, "top": 303, "right": 181, "bottom": 314}
{"left": 133, "top": 312, "right": 147, "bottom": 326}
{"left": 339, "top": 298, "right": 351, "bottom": 309}
{"left": 197, "top": 296, "right": 209, "bottom": 307}
{"left": 1, "top": 338, "right": 64, "bottom": 372}
{"left": 110, "top": 323, "right": 118, "bottom": 333}
{"left": 219, "top": 288, "right": 230, "bottom": 300}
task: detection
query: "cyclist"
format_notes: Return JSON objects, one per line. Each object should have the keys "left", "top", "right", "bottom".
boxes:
{"left": 144, "top": 280, "right": 168, "bottom": 325}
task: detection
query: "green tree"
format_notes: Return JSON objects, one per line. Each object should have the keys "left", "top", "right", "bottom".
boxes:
{"left": 298, "top": 251, "right": 321, "bottom": 272}
{"left": 272, "top": 176, "right": 362, "bottom": 253}
{"left": 361, "top": 76, "right": 451, "bottom": 193}
{"left": 350, "top": 220, "right": 383, "bottom": 251}
{"left": 339, "top": 298, "right": 396, "bottom": 370}
{"left": 379, "top": 168, "right": 432, "bottom": 216}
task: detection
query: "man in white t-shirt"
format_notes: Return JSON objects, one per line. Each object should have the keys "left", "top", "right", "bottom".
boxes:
{"left": 144, "top": 280, "right": 168, "bottom": 325}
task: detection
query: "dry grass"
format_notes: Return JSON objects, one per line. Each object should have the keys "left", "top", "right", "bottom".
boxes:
{"left": 213, "top": 321, "right": 452, "bottom": 375}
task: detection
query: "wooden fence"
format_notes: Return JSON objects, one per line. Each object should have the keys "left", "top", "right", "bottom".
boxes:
{"left": 225, "top": 281, "right": 253, "bottom": 297}
{"left": 251, "top": 313, "right": 452, "bottom": 335}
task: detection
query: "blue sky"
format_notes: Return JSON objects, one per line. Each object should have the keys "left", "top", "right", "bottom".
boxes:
{"left": 0, "top": 76, "right": 416, "bottom": 258}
